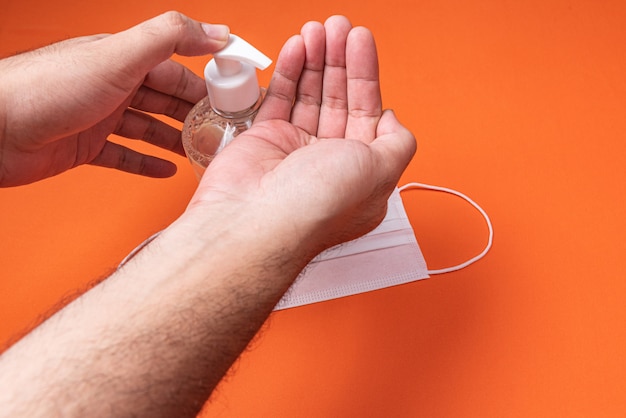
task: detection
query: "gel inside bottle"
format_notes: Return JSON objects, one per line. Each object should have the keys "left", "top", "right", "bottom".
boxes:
{"left": 182, "top": 35, "right": 272, "bottom": 179}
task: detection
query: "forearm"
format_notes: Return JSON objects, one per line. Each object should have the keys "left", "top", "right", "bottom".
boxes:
{"left": 0, "top": 202, "right": 313, "bottom": 417}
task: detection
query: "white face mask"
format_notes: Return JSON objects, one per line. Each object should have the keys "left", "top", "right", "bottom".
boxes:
{"left": 119, "top": 183, "right": 493, "bottom": 311}
{"left": 273, "top": 182, "right": 493, "bottom": 310}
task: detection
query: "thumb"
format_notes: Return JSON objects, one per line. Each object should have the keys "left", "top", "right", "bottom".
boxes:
{"left": 371, "top": 109, "right": 417, "bottom": 179}
{"left": 99, "top": 11, "right": 229, "bottom": 80}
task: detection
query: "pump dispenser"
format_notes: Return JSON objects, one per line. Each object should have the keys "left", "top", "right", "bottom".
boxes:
{"left": 182, "top": 35, "right": 272, "bottom": 179}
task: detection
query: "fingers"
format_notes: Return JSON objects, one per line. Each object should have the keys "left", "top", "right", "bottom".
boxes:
{"left": 256, "top": 35, "right": 306, "bottom": 123}
{"left": 141, "top": 59, "right": 207, "bottom": 108}
{"left": 317, "top": 18, "right": 382, "bottom": 142}
{"left": 96, "top": 12, "right": 229, "bottom": 91}
{"left": 259, "top": 15, "right": 382, "bottom": 145}
{"left": 344, "top": 27, "right": 382, "bottom": 143}
{"left": 114, "top": 109, "right": 186, "bottom": 156}
{"left": 259, "top": 16, "right": 353, "bottom": 137}
{"left": 289, "top": 22, "right": 325, "bottom": 135}
{"left": 130, "top": 85, "right": 195, "bottom": 123}
{"left": 89, "top": 141, "right": 178, "bottom": 178}
{"left": 316, "top": 16, "right": 352, "bottom": 138}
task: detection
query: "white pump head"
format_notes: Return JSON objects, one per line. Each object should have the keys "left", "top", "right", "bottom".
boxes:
{"left": 204, "top": 35, "right": 272, "bottom": 113}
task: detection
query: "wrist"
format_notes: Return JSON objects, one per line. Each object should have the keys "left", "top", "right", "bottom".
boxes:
{"left": 182, "top": 193, "right": 327, "bottom": 263}
{"left": 128, "top": 198, "right": 318, "bottom": 298}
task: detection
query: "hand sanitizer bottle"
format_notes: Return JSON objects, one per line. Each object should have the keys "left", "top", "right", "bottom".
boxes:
{"left": 182, "top": 35, "right": 272, "bottom": 179}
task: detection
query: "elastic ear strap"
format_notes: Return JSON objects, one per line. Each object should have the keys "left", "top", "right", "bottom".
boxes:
{"left": 117, "top": 231, "right": 161, "bottom": 269}
{"left": 399, "top": 182, "right": 494, "bottom": 275}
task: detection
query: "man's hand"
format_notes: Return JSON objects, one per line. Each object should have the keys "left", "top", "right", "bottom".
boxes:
{"left": 189, "top": 16, "right": 416, "bottom": 257}
{"left": 0, "top": 11, "right": 229, "bottom": 187}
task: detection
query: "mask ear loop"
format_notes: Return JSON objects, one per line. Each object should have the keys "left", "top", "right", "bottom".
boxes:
{"left": 399, "top": 182, "right": 494, "bottom": 275}
{"left": 117, "top": 231, "right": 161, "bottom": 270}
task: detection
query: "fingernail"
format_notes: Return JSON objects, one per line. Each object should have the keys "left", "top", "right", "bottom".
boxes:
{"left": 201, "top": 23, "right": 230, "bottom": 41}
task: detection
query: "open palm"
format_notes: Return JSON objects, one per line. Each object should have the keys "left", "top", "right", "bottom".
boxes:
{"left": 193, "top": 17, "right": 415, "bottom": 249}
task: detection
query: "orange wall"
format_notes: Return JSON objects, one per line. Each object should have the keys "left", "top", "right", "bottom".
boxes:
{"left": 1, "top": 0, "right": 625, "bottom": 416}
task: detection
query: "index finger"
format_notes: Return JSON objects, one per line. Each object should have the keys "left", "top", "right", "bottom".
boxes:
{"left": 255, "top": 35, "right": 306, "bottom": 123}
{"left": 94, "top": 12, "right": 229, "bottom": 93}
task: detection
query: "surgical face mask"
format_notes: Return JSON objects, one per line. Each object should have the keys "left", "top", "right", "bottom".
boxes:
{"left": 119, "top": 183, "right": 493, "bottom": 311}
{"left": 273, "top": 182, "right": 493, "bottom": 310}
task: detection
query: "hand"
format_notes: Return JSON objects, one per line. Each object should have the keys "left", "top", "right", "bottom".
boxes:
{"left": 189, "top": 16, "right": 416, "bottom": 256}
{"left": 0, "top": 12, "right": 229, "bottom": 187}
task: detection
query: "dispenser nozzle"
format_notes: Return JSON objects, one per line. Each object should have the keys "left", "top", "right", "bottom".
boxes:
{"left": 214, "top": 35, "right": 272, "bottom": 72}
{"left": 204, "top": 34, "right": 273, "bottom": 113}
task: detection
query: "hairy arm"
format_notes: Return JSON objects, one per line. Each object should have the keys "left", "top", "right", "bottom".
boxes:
{"left": 0, "top": 200, "right": 314, "bottom": 417}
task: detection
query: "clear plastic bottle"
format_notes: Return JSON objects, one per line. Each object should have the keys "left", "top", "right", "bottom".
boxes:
{"left": 182, "top": 92, "right": 265, "bottom": 179}
{"left": 182, "top": 35, "right": 272, "bottom": 180}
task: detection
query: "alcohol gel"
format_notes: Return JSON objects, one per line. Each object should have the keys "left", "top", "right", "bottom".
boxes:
{"left": 182, "top": 35, "right": 272, "bottom": 179}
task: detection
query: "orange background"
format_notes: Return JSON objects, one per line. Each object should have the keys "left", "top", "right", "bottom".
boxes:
{"left": 1, "top": 0, "right": 625, "bottom": 416}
